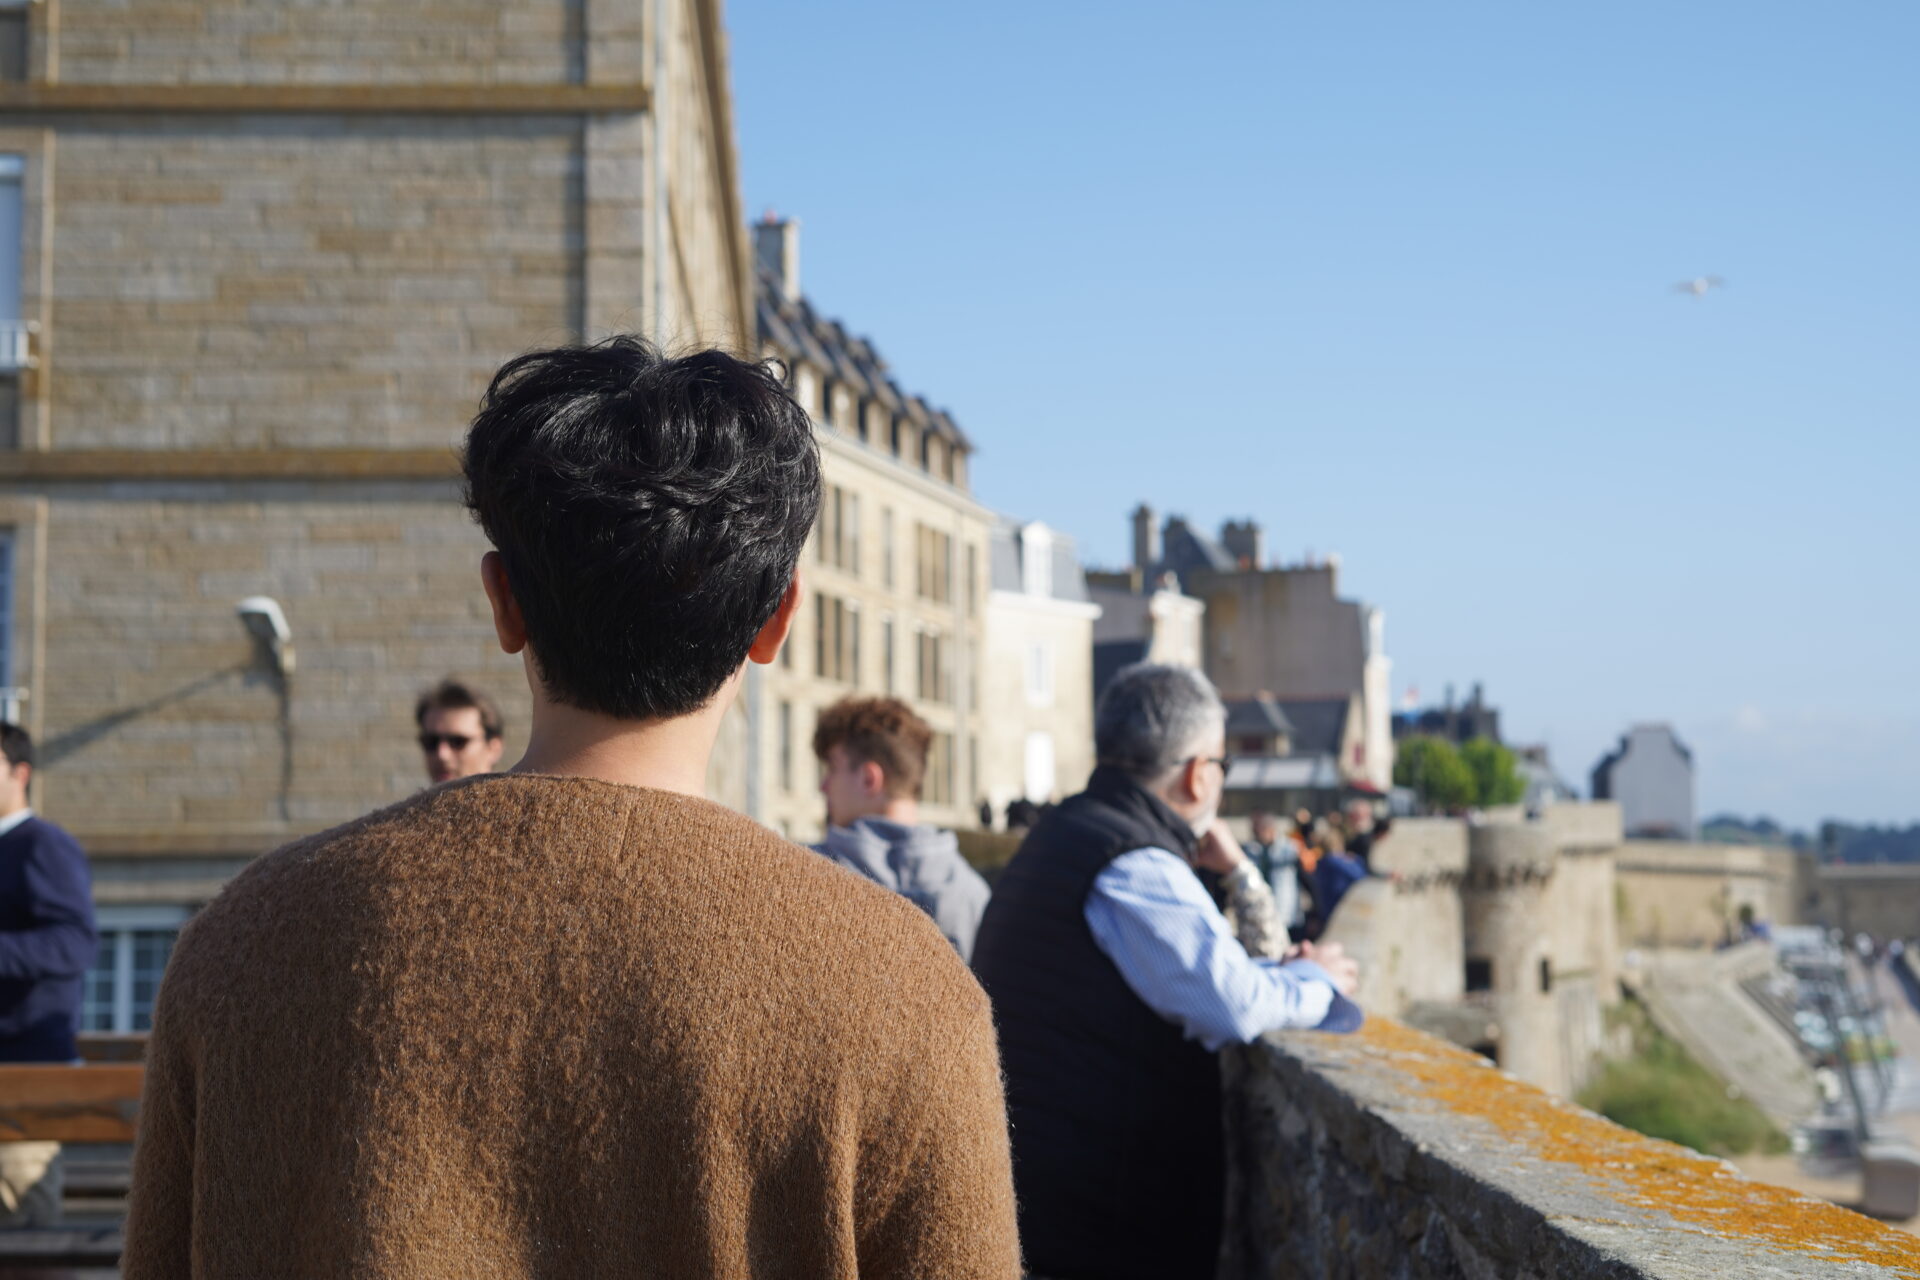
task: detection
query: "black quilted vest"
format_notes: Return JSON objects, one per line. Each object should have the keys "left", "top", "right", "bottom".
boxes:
{"left": 971, "top": 767, "right": 1223, "bottom": 1280}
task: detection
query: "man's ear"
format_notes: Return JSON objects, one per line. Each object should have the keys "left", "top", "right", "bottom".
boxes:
{"left": 1176, "top": 756, "right": 1205, "bottom": 806}
{"left": 748, "top": 572, "right": 803, "bottom": 665}
{"left": 480, "top": 551, "right": 528, "bottom": 655}
{"left": 858, "top": 760, "right": 887, "bottom": 798}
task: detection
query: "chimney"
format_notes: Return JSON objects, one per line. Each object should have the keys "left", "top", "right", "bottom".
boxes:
{"left": 754, "top": 212, "right": 800, "bottom": 302}
{"left": 1220, "top": 518, "right": 1263, "bottom": 570}
{"left": 1131, "top": 503, "right": 1159, "bottom": 574}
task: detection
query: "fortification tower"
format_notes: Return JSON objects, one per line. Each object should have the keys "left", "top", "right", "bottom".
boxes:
{"left": 1462, "top": 821, "right": 1564, "bottom": 1093}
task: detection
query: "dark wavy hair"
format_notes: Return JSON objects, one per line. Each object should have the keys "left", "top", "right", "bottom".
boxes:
{"left": 462, "top": 338, "right": 820, "bottom": 721}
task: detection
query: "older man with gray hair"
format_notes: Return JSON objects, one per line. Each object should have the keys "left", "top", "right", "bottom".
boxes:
{"left": 973, "top": 663, "right": 1361, "bottom": 1280}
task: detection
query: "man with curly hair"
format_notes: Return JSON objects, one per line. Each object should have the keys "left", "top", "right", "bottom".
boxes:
{"left": 812, "top": 696, "right": 990, "bottom": 960}
{"left": 124, "top": 340, "right": 1020, "bottom": 1279}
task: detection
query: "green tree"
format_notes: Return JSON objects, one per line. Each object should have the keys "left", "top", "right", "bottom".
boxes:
{"left": 1392, "top": 736, "right": 1476, "bottom": 811}
{"left": 1460, "top": 736, "right": 1526, "bottom": 807}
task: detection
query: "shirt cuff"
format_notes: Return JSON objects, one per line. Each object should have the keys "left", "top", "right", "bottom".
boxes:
{"left": 1277, "top": 958, "right": 1339, "bottom": 1027}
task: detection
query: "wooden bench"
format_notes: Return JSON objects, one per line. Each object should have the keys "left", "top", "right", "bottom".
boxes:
{"left": 0, "top": 1064, "right": 142, "bottom": 1270}
{"left": 0, "top": 1067, "right": 142, "bottom": 1146}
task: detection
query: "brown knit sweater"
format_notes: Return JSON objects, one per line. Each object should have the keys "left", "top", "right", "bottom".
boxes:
{"left": 122, "top": 774, "right": 1020, "bottom": 1278}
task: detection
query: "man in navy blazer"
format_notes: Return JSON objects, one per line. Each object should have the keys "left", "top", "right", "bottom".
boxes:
{"left": 0, "top": 721, "right": 97, "bottom": 1227}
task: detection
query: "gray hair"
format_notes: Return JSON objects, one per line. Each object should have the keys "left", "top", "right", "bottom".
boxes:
{"left": 1095, "top": 663, "right": 1226, "bottom": 785}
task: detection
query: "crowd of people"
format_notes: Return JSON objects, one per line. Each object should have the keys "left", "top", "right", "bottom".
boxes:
{"left": 2, "top": 339, "right": 1369, "bottom": 1277}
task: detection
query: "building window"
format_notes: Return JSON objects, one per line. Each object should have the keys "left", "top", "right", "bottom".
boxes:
{"left": 1024, "top": 731, "right": 1056, "bottom": 802}
{"left": 915, "top": 626, "right": 949, "bottom": 703}
{"left": 0, "top": 154, "right": 24, "bottom": 450}
{"left": 0, "top": 529, "right": 13, "bottom": 717}
{"left": 0, "top": 2, "right": 26, "bottom": 83}
{"left": 927, "top": 732, "right": 954, "bottom": 806}
{"left": 795, "top": 366, "right": 820, "bottom": 421}
{"left": 845, "top": 493, "right": 860, "bottom": 577}
{"left": 968, "top": 738, "right": 978, "bottom": 812}
{"left": 816, "top": 485, "right": 859, "bottom": 575}
{"left": 889, "top": 418, "right": 901, "bottom": 457}
{"left": 83, "top": 907, "right": 189, "bottom": 1034}
{"left": 848, "top": 603, "right": 861, "bottom": 687}
{"left": 882, "top": 617, "right": 895, "bottom": 695}
{"left": 815, "top": 594, "right": 857, "bottom": 683}
{"left": 881, "top": 509, "right": 895, "bottom": 589}
{"left": 915, "top": 524, "right": 952, "bottom": 604}
{"left": 1019, "top": 524, "right": 1054, "bottom": 599}
{"left": 1465, "top": 958, "right": 1493, "bottom": 992}
{"left": 815, "top": 593, "right": 827, "bottom": 674}
{"left": 778, "top": 700, "right": 793, "bottom": 793}
{"left": 1026, "top": 640, "right": 1054, "bottom": 708}
{"left": 964, "top": 544, "right": 978, "bottom": 617}
{"left": 1539, "top": 958, "right": 1553, "bottom": 994}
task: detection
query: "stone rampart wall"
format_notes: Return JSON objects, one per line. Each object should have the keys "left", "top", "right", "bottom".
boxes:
{"left": 1617, "top": 842, "right": 1802, "bottom": 948}
{"left": 1322, "top": 817, "right": 1466, "bottom": 1016}
{"left": 1221, "top": 1019, "right": 1920, "bottom": 1278}
{"left": 1810, "top": 864, "right": 1920, "bottom": 944}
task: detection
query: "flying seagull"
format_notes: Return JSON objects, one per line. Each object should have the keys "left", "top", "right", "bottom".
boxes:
{"left": 1674, "top": 275, "right": 1726, "bottom": 297}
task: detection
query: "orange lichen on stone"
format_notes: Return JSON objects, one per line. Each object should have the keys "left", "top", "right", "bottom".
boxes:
{"left": 1353, "top": 1019, "right": 1920, "bottom": 1275}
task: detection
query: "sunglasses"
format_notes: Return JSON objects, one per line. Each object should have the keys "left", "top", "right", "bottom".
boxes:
{"left": 419, "top": 733, "right": 474, "bottom": 753}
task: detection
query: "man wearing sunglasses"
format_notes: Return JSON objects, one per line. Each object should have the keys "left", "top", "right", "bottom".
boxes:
{"left": 414, "top": 679, "right": 506, "bottom": 784}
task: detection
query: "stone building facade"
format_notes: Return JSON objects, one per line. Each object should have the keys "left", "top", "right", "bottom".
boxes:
{"left": 0, "top": 0, "right": 753, "bottom": 1032}
{"left": 749, "top": 217, "right": 990, "bottom": 841}
{"left": 1591, "top": 722, "right": 1696, "bottom": 839}
{"left": 1113, "top": 504, "right": 1394, "bottom": 789}
{"left": 979, "top": 517, "right": 1098, "bottom": 820}
{"left": 1086, "top": 569, "right": 1204, "bottom": 701}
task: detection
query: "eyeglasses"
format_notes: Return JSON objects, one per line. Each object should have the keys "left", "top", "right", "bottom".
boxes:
{"left": 418, "top": 733, "right": 474, "bottom": 753}
{"left": 1192, "top": 754, "right": 1234, "bottom": 775}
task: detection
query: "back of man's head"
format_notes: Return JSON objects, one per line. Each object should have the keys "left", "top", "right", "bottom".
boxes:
{"left": 463, "top": 339, "right": 820, "bottom": 720}
{"left": 0, "top": 722, "right": 30, "bottom": 771}
{"left": 813, "top": 697, "right": 931, "bottom": 799}
{"left": 1094, "top": 663, "right": 1224, "bottom": 786}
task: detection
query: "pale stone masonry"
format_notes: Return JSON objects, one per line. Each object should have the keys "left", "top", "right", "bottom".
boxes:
{"left": 0, "top": 0, "right": 754, "bottom": 1032}
{"left": 980, "top": 517, "right": 1099, "bottom": 820}
{"left": 750, "top": 217, "right": 990, "bottom": 841}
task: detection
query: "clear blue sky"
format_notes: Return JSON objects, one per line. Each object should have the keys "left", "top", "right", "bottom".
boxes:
{"left": 727, "top": 0, "right": 1919, "bottom": 830}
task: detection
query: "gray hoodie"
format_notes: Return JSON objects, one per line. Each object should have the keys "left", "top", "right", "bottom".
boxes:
{"left": 813, "top": 818, "right": 991, "bottom": 962}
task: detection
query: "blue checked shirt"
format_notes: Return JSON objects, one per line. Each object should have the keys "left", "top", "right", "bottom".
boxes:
{"left": 1084, "top": 847, "right": 1337, "bottom": 1051}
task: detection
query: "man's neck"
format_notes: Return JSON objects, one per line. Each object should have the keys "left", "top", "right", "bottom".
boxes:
{"left": 840, "top": 798, "right": 920, "bottom": 829}
{"left": 510, "top": 695, "right": 730, "bottom": 798}
{"left": 0, "top": 803, "right": 34, "bottom": 839}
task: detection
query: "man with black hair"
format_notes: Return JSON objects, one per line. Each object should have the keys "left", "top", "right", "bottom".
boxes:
{"left": 0, "top": 722, "right": 98, "bottom": 1227}
{"left": 125, "top": 340, "right": 1020, "bottom": 1278}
